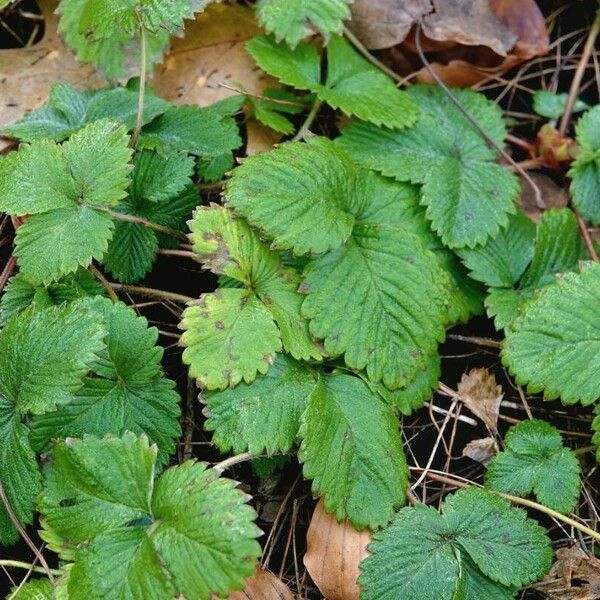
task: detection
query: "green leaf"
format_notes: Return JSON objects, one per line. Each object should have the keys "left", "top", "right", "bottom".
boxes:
{"left": 39, "top": 433, "right": 261, "bottom": 599}
{"left": 486, "top": 419, "right": 580, "bottom": 514}
{"left": 30, "top": 299, "right": 181, "bottom": 467}
{"left": 485, "top": 287, "right": 532, "bottom": 331}
{"left": 459, "top": 213, "right": 536, "bottom": 288}
{"left": 249, "top": 88, "right": 306, "bottom": 135}
{"left": 569, "top": 106, "right": 600, "bottom": 224}
{"left": 139, "top": 103, "right": 242, "bottom": 157}
{"left": 0, "top": 268, "right": 103, "bottom": 326}
{"left": 503, "top": 262, "right": 600, "bottom": 405}
{"left": 256, "top": 0, "right": 350, "bottom": 47}
{"left": 338, "top": 84, "right": 519, "bottom": 248}
{"left": 3, "top": 83, "right": 170, "bottom": 142}
{"left": 359, "top": 487, "right": 552, "bottom": 599}
{"left": 203, "top": 354, "right": 315, "bottom": 455}
{"left": 592, "top": 405, "right": 600, "bottom": 463}
{"left": 299, "top": 374, "right": 408, "bottom": 529}
{"left": 8, "top": 578, "right": 53, "bottom": 600}
{"left": 180, "top": 289, "right": 282, "bottom": 390}
{"left": 246, "top": 35, "right": 417, "bottom": 129}
{"left": 14, "top": 205, "right": 114, "bottom": 285}
{"left": 0, "top": 304, "right": 104, "bottom": 543}
{"left": 197, "top": 152, "right": 234, "bottom": 183}
{"left": 532, "top": 90, "right": 588, "bottom": 120}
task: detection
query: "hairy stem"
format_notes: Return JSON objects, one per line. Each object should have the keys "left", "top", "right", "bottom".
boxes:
{"left": 88, "top": 264, "right": 119, "bottom": 302}
{"left": 130, "top": 14, "right": 147, "bottom": 148}
{"left": 291, "top": 98, "right": 323, "bottom": 142}
{"left": 213, "top": 452, "right": 254, "bottom": 472}
{"left": 110, "top": 283, "right": 195, "bottom": 304}
{"left": 0, "top": 560, "right": 62, "bottom": 577}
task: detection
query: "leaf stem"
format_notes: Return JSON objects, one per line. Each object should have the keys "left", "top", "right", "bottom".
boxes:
{"left": 291, "top": 98, "right": 323, "bottom": 142}
{"left": 0, "top": 559, "right": 61, "bottom": 577}
{"left": 88, "top": 264, "right": 119, "bottom": 302}
{"left": 213, "top": 452, "right": 254, "bottom": 472}
{"left": 130, "top": 13, "right": 147, "bottom": 148}
{"left": 574, "top": 208, "right": 599, "bottom": 262}
{"left": 411, "top": 468, "right": 600, "bottom": 544}
{"left": 110, "top": 283, "right": 195, "bottom": 304}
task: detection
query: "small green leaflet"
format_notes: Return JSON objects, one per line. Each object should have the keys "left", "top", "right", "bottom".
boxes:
{"left": 359, "top": 488, "right": 552, "bottom": 600}
{"left": 593, "top": 405, "right": 600, "bottom": 462}
{"left": 30, "top": 298, "right": 181, "bottom": 467}
{"left": 532, "top": 90, "right": 588, "bottom": 120}
{"left": 0, "top": 303, "right": 105, "bottom": 544}
{"left": 2, "top": 83, "right": 170, "bottom": 142}
{"left": 568, "top": 105, "right": 600, "bottom": 224}
{"left": 256, "top": 0, "right": 351, "bottom": 47}
{"left": 299, "top": 374, "right": 408, "bottom": 529}
{"left": 0, "top": 120, "right": 132, "bottom": 284}
{"left": 337, "top": 84, "right": 519, "bottom": 248}
{"left": 8, "top": 578, "right": 53, "bottom": 600}
{"left": 459, "top": 208, "right": 584, "bottom": 329}
{"left": 249, "top": 88, "right": 309, "bottom": 135}
{"left": 503, "top": 262, "right": 600, "bottom": 405}
{"left": 246, "top": 34, "right": 417, "bottom": 129}
{"left": 203, "top": 354, "right": 316, "bottom": 455}
{"left": 38, "top": 433, "right": 261, "bottom": 600}
{"left": 486, "top": 420, "right": 580, "bottom": 514}
{"left": 226, "top": 138, "right": 446, "bottom": 389}
{"left": 181, "top": 205, "right": 321, "bottom": 389}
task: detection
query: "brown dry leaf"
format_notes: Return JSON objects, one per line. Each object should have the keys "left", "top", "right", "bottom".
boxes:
{"left": 151, "top": 3, "right": 276, "bottom": 107}
{"left": 304, "top": 500, "right": 371, "bottom": 600}
{"left": 462, "top": 436, "right": 498, "bottom": 465}
{"left": 217, "top": 568, "right": 294, "bottom": 600}
{"left": 519, "top": 172, "right": 569, "bottom": 222}
{"left": 532, "top": 545, "right": 600, "bottom": 600}
{"left": 0, "top": 0, "right": 106, "bottom": 131}
{"left": 245, "top": 119, "right": 283, "bottom": 155}
{"left": 457, "top": 368, "right": 503, "bottom": 435}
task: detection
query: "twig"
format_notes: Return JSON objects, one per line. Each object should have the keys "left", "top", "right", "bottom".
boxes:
{"left": 559, "top": 13, "right": 600, "bottom": 137}
{"left": 0, "top": 482, "right": 55, "bottom": 585}
{"left": 182, "top": 377, "right": 195, "bottom": 462}
{"left": 424, "top": 401, "right": 478, "bottom": 426}
{"left": 88, "top": 264, "right": 119, "bottom": 302}
{"left": 517, "top": 385, "right": 534, "bottom": 420}
{"left": 574, "top": 208, "right": 599, "bottom": 262}
{"left": 414, "top": 23, "right": 545, "bottom": 211}
{"left": 447, "top": 334, "right": 501, "bottom": 349}
{"left": 110, "top": 283, "right": 194, "bottom": 304}
{"left": 291, "top": 98, "right": 322, "bottom": 142}
{"left": 130, "top": 13, "right": 147, "bottom": 148}
{"left": 157, "top": 248, "right": 198, "bottom": 260}
{"left": 0, "top": 255, "right": 17, "bottom": 294}
{"left": 0, "top": 560, "right": 61, "bottom": 577}
{"left": 213, "top": 452, "right": 254, "bottom": 472}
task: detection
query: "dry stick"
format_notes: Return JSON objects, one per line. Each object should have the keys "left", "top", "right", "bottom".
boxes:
{"left": 0, "top": 560, "right": 61, "bottom": 577}
{"left": 213, "top": 452, "right": 254, "bottom": 472}
{"left": 182, "top": 377, "right": 195, "bottom": 462}
{"left": 0, "top": 255, "right": 16, "bottom": 294}
{"left": 110, "top": 283, "right": 195, "bottom": 304}
{"left": 88, "top": 264, "right": 119, "bottom": 302}
{"left": 411, "top": 468, "right": 600, "bottom": 545}
{"left": 559, "top": 13, "right": 600, "bottom": 137}
{"left": 0, "top": 482, "right": 55, "bottom": 585}
{"left": 414, "top": 23, "right": 545, "bottom": 211}
{"left": 517, "top": 384, "right": 534, "bottom": 420}
{"left": 447, "top": 334, "right": 501, "bottom": 349}
{"left": 574, "top": 208, "right": 600, "bottom": 262}
{"left": 157, "top": 248, "right": 198, "bottom": 260}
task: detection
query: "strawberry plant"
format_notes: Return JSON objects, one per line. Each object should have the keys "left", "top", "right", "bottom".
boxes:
{"left": 0, "top": 1, "right": 598, "bottom": 599}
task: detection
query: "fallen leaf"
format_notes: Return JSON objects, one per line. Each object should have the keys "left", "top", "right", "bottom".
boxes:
{"left": 151, "top": 3, "right": 276, "bottom": 107}
{"left": 304, "top": 500, "right": 371, "bottom": 600}
{"left": 532, "top": 545, "right": 600, "bottom": 600}
{"left": 462, "top": 436, "right": 498, "bottom": 465}
{"left": 245, "top": 119, "right": 283, "bottom": 155}
{"left": 519, "top": 172, "right": 569, "bottom": 222}
{"left": 457, "top": 368, "right": 503, "bottom": 435}
{"left": 221, "top": 568, "right": 294, "bottom": 600}
{"left": 0, "top": 0, "right": 106, "bottom": 131}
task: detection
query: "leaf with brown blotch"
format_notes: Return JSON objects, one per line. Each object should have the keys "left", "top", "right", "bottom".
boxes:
{"left": 462, "top": 436, "right": 498, "bottom": 465}
{"left": 532, "top": 545, "right": 600, "bottom": 600}
{"left": 212, "top": 568, "right": 294, "bottom": 600}
{"left": 0, "top": 0, "right": 106, "bottom": 132}
{"left": 457, "top": 368, "right": 503, "bottom": 435}
{"left": 304, "top": 500, "right": 371, "bottom": 600}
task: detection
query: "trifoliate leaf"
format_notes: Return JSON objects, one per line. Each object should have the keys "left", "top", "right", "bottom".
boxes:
{"left": 130, "top": 149, "right": 194, "bottom": 203}
{"left": 39, "top": 433, "right": 261, "bottom": 599}
{"left": 249, "top": 88, "right": 307, "bottom": 135}
{"left": 15, "top": 205, "right": 114, "bottom": 285}
{"left": 459, "top": 212, "right": 536, "bottom": 288}
{"left": 503, "top": 262, "right": 600, "bottom": 405}
{"left": 226, "top": 138, "right": 446, "bottom": 388}
{"left": 189, "top": 205, "right": 322, "bottom": 361}
{"left": 30, "top": 299, "right": 180, "bottom": 467}
{"left": 180, "top": 289, "right": 282, "bottom": 390}
{"left": 139, "top": 102, "right": 242, "bottom": 157}
{"left": 246, "top": 35, "right": 417, "bottom": 129}
{"left": 2, "top": 83, "right": 170, "bottom": 142}
{"left": 375, "top": 352, "right": 441, "bottom": 415}
{"left": 0, "top": 304, "right": 104, "bottom": 544}
{"left": 299, "top": 374, "right": 408, "bottom": 529}
{"left": 0, "top": 268, "right": 103, "bottom": 326}
{"left": 338, "top": 84, "right": 519, "bottom": 248}
{"left": 486, "top": 419, "right": 580, "bottom": 514}
{"left": 569, "top": 105, "right": 600, "bottom": 224}
{"left": 532, "top": 90, "right": 588, "bottom": 120}
{"left": 256, "top": 0, "right": 351, "bottom": 47}
{"left": 8, "top": 578, "right": 53, "bottom": 600}
{"left": 203, "top": 354, "right": 316, "bottom": 455}
{"left": 359, "top": 487, "right": 552, "bottom": 599}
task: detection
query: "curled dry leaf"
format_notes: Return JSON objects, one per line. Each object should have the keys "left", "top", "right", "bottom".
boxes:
{"left": 304, "top": 500, "right": 371, "bottom": 600}
{"left": 519, "top": 172, "right": 569, "bottom": 223}
{"left": 532, "top": 545, "right": 600, "bottom": 600}
{"left": 349, "top": 0, "right": 549, "bottom": 87}
{"left": 0, "top": 0, "right": 105, "bottom": 131}
{"left": 215, "top": 568, "right": 294, "bottom": 600}
{"left": 457, "top": 368, "right": 503, "bottom": 435}
{"left": 462, "top": 436, "right": 498, "bottom": 465}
